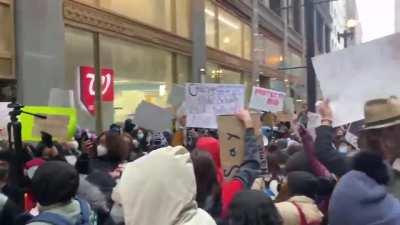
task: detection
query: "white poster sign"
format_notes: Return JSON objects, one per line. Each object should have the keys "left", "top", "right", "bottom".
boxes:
{"left": 312, "top": 33, "right": 400, "bottom": 126}
{"left": 249, "top": 87, "right": 286, "bottom": 113}
{"left": 0, "top": 103, "right": 10, "bottom": 140}
{"left": 134, "top": 101, "right": 174, "bottom": 132}
{"left": 185, "top": 83, "right": 245, "bottom": 129}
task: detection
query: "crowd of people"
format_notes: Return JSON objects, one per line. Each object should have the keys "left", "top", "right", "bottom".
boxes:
{"left": 1, "top": 96, "right": 400, "bottom": 225}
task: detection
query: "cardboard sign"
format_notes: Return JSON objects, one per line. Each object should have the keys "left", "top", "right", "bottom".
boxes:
{"left": 79, "top": 66, "right": 114, "bottom": 115}
{"left": 168, "top": 85, "right": 185, "bottom": 107}
{"left": 249, "top": 87, "right": 286, "bottom": 113}
{"left": 218, "top": 114, "right": 262, "bottom": 179}
{"left": 312, "top": 33, "right": 400, "bottom": 126}
{"left": 186, "top": 83, "right": 245, "bottom": 129}
{"left": 20, "top": 106, "right": 77, "bottom": 142}
{"left": 134, "top": 101, "right": 174, "bottom": 132}
{"left": 307, "top": 112, "right": 322, "bottom": 129}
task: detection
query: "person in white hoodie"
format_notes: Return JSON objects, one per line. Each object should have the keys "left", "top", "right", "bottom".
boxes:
{"left": 115, "top": 145, "right": 216, "bottom": 225}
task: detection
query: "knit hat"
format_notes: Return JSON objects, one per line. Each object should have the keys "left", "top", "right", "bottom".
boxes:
{"left": 31, "top": 161, "right": 79, "bottom": 206}
{"left": 329, "top": 170, "right": 400, "bottom": 225}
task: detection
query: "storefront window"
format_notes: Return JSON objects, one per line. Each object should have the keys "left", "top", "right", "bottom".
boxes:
{"left": 205, "top": 62, "right": 219, "bottom": 83}
{"left": 263, "top": 38, "right": 283, "bottom": 68}
{"left": 100, "top": 35, "right": 173, "bottom": 123}
{"left": 100, "top": 0, "right": 179, "bottom": 36}
{"left": 175, "top": 0, "right": 190, "bottom": 38}
{"left": 98, "top": 0, "right": 190, "bottom": 39}
{"left": 218, "top": 8, "right": 242, "bottom": 57}
{"left": 64, "top": 27, "right": 96, "bottom": 130}
{"left": 219, "top": 68, "right": 242, "bottom": 84}
{"left": 243, "top": 24, "right": 252, "bottom": 60}
{"left": 176, "top": 54, "right": 190, "bottom": 84}
{"left": 205, "top": 0, "right": 217, "bottom": 48}
{"left": 0, "top": 4, "right": 12, "bottom": 53}
{"left": 289, "top": 51, "right": 303, "bottom": 76}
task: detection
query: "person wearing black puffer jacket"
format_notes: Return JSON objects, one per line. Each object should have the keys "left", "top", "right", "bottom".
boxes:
{"left": 0, "top": 192, "right": 21, "bottom": 225}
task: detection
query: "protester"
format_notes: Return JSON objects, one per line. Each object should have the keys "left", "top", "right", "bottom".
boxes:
{"left": 229, "top": 190, "right": 282, "bottom": 225}
{"left": 191, "top": 149, "right": 222, "bottom": 221}
{"left": 0, "top": 150, "right": 23, "bottom": 209}
{"left": 115, "top": 145, "right": 216, "bottom": 225}
{"left": 275, "top": 171, "right": 323, "bottom": 225}
{"left": 329, "top": 97, "right": 400, "bottom": 225}
{"left": 313, "top": 100, "right": 349, "bottom": 177}
{"left": 0, "top": 192, "right": 21, "bottom": 225}
{"left": 27, "top": 161, "right": 96, "bottom": 225}
{"left": 195, "top": 110, "right": 261, "bottom": 219}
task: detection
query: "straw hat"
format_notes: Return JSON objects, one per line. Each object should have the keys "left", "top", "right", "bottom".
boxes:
{"left": 363, "top": 96, "right": 400, "bottom": 130}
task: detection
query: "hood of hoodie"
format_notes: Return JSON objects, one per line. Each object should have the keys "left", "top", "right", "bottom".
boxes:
{"left": 196, "top": 137, "right": 224, "bottom": 184}
{"left": 329, "top": 170, "right": 400, "bottom": 225}
{"left": 116, "top": 146, "right": 216, "bottom": 225}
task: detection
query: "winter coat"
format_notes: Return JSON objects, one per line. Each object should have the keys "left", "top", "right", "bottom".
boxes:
{"left": 315, "top": 126, "right": 349, "bottom": 177}
{"left": 26, "top": 199, "right": 97, "bottom": 225}
{"left": 114, "top": 146, "right": 216, "bottom": 225}
{"left": 0, "top": 193, "right": 21, "bottom": 225}
{"left": 276, "top": 196, "right": 323, "bottom": 225}
{"left": 196, "top": 128, "right": 261, "bottom": 218}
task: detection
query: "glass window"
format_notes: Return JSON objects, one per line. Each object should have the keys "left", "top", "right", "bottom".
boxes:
{"left": 0, "top": 58, "right": 12, "bottom": 77}
{"left": 100, "top": 0, "right": 172, "bottom": 35}
{"left": 205, "top": 62, "right": 219, "bottom": 83}
{"left": 263, "top": 38, "right": 283, "bottom": 68}
{"left": 175, "top": 0, "right": 190, "bottom": 38}
{"left": 99, "top": 35, "right": 173, "bottom": 123}
{"left": 218, "top": 8, "right": 242, "bottom": 57}
{"left": 205, "top": 0, "right": 217, "bottom": 48}
{"left": 219, "top": 68, "right": 242, "bottom": 84}
{"left": 0, "top": 4, "right": 12, "bottom": 53}
{"left": 76, "top": 0, "right": 98, "bottom": 5}
{"left": 176, "top": 54, "right": 190, "bottom": 84}
{"left": 64, "top": 27, "right": 96, "bottom": 130}
{"left": 243, "top": 24, "right": 252, "bottom": 60}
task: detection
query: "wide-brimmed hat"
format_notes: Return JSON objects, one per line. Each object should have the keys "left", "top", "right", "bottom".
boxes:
{"left": 363, "top": 96, "right": 400, "bottom": 130}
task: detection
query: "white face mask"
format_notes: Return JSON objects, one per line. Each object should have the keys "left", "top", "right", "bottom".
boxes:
{"left": 338, "top": 145, "right": 349, "bottom": 154}
{"left": 97, "top": 145, "right": 108, "bottom": 157}
{"left": 27, "top": 166, "right": 38, "bottom": 180}
{"left": 137, "top": 131, "right": 144, "bottom": 140}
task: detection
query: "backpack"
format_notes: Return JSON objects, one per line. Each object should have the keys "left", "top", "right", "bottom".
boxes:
{"left": 28, "top": 198, "right": 90, "bottom": 225}
{"left": 291, "top": 202, "right": 321, "bottom": 225}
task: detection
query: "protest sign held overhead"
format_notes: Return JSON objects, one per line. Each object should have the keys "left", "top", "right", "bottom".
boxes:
{"left": 20, "top": 106, "right": 77, "bottom": 142}
{"left": 249, "top": 87, "right": 286, "bottom": 113}
{"left": 312, "top": 33, "right": 400, "bottom": 126}
{"left": 217, "top": 114, "right": 262, "bottom": 180}
{"left": 185, "top": 83, "right": 245, "bottom": 129}
{"left": 134, "top": 101, "right": 174, "bottom": 132}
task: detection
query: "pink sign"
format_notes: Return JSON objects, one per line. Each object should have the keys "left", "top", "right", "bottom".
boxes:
{"left": 249, "top": 87, "right": 286, "bottom": 113}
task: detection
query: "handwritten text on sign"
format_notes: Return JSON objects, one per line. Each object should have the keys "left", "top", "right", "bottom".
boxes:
{"left": 249, "top": 87, "right": 286, "bottom": 113}
{"left": 185, "top": 83, "right": 245, "bottom": 129}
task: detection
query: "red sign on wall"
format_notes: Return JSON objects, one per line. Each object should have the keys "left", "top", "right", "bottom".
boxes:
{"left": 79, "top": 66, "right": 114, "bottom": 115}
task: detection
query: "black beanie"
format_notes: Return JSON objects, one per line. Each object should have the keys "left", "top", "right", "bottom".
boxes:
{"left": 32, "top": 161, "right": 79, "bottom": 206}
{"left": 287, "top": 171, "right": 318, "bottom": 199}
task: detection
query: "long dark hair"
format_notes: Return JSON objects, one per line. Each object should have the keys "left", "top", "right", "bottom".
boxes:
{"left": 190, "top": 149, "right": 222, "bottom": 217}
{"left": 229, "top": 190, "right": 282, "bottom": 225}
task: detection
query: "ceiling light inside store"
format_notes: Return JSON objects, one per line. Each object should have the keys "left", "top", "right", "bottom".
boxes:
{"left": 223, "top": 37, "right": 231, "bottom": 43}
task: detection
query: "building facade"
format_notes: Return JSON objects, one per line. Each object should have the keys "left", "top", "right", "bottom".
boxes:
{"left": 3, "top": 0, "right": 310, "bottom": 130}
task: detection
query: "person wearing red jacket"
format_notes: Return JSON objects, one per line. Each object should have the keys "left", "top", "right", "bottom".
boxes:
{"left": 195, "top": 110, "right": 261, "bottom": 222}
